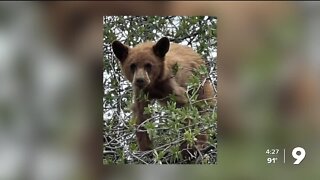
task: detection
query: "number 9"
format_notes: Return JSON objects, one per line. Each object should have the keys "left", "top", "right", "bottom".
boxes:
{"left": 292, "top": 147, "right": 306, "bottom": 164}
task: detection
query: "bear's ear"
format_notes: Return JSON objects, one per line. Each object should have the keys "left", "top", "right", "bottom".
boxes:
{"left": 153, "top": 37, "right": 170, "bottom": 58}
{"left": 112, "top": 40, "right": 129, "bottom": 62}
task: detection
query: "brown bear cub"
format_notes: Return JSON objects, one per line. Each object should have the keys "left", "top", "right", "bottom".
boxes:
{"left": 112, "top": 37, "right": 215, "bottom": 153}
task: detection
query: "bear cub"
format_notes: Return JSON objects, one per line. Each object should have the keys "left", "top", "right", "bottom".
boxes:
{"left": 112, "top": 37, "right": 215, "bottom": 152}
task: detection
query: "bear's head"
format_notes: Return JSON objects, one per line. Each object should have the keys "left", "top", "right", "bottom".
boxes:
{"left": 112, "top": 37, "right": 170, "bottom": 90}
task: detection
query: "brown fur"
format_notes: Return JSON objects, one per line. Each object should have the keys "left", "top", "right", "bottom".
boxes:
{"left": 112, "top": 37, "right": 215, "bottom": 152}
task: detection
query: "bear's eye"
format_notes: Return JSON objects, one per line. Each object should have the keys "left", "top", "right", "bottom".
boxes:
{"left": 130, "top": 64, "right": 136, "bottom": 72}
{"left": 145, "top": 63, "right": 152, "bottom": 72}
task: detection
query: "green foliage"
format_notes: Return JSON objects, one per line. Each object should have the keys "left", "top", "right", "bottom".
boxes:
{"left": 172, "top": 63, "right": 180, "bottom": 76}
{"left": 103, "top": 16, "right": 217, "bottom": 164}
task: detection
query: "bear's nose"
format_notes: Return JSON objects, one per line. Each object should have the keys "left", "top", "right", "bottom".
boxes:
{"left": 135, "top": 78, "right": 145, "bottom": 87}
